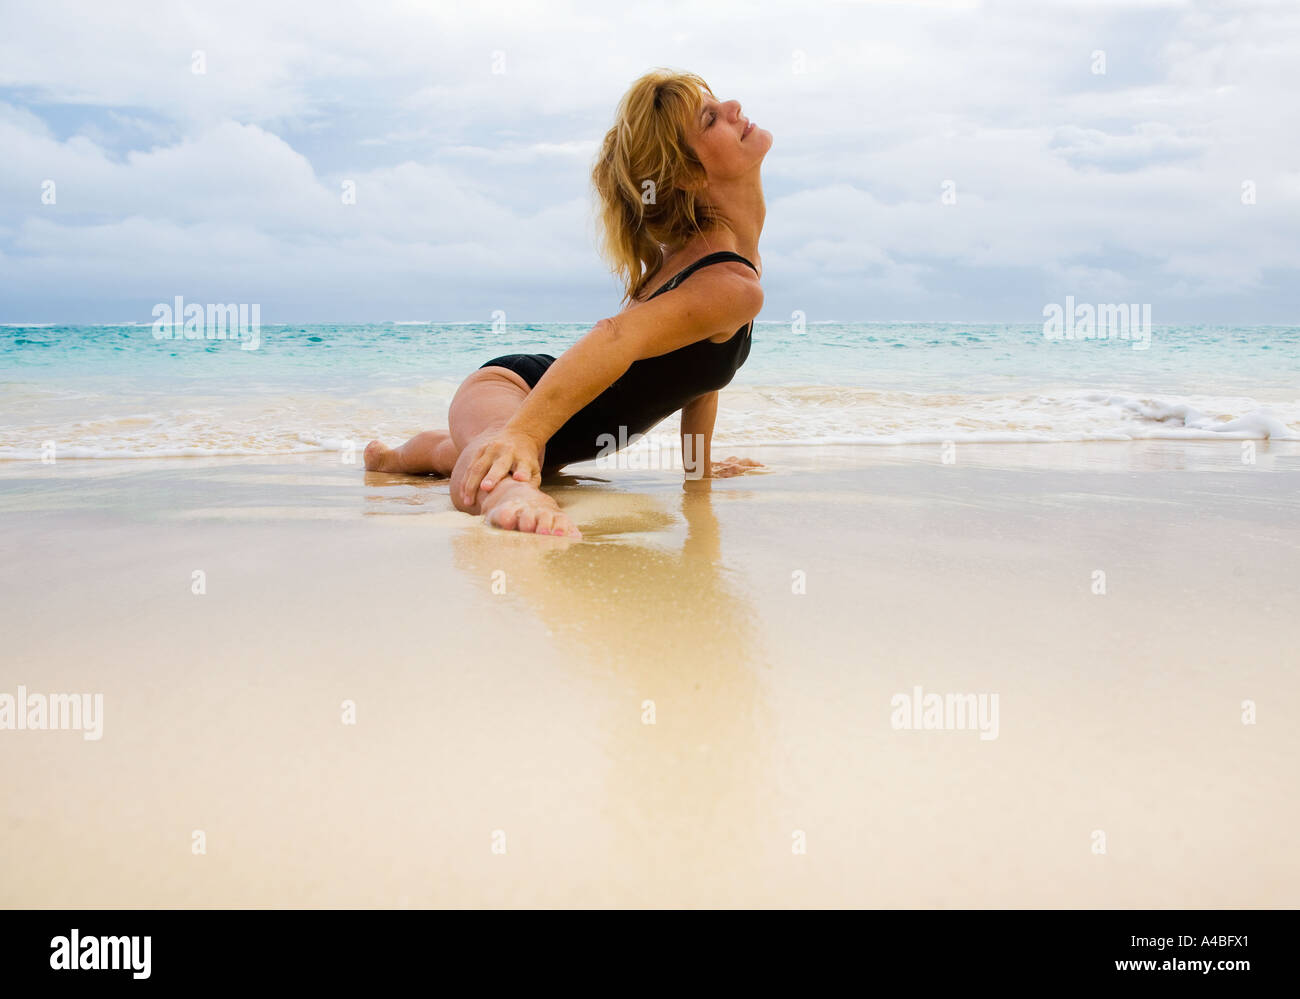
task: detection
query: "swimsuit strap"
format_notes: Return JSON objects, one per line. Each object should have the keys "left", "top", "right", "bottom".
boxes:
{"left": 645, "top": 251, "right": 759, "bottom": 301}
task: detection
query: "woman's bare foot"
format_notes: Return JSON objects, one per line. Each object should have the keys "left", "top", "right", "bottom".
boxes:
{"left": 478, "top": 478, "right": 581, "bottom": 538}
{"left": 364, "top": 440, "right": 397, "bottom": 472}
{"left": 365, "top": 431, "right": 458, "bottom": 475}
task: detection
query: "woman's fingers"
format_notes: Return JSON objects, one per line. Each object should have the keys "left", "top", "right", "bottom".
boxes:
{"left": 462, "top": 441, "right": 544, "bottom": 506}
{"left": 512, "top": 455, "right": 540, "bottom": 486}
{"left": 460, "top": 451, "right": 488, "bottom": 505}
{"left": 481, "top": 453, "right": 515, "bottom": 493}
{"left": 458, "top": 428, "right": 545, "bottom": 506}
{"left": 710, "top": 457, "right": 764, "bottom": 478}
{"left": 462, "top": 445, "right": 505, "bottom": 505}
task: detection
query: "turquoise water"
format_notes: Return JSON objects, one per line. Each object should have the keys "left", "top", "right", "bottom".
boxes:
{"left": 2, "top": 323, "right": 1297, "bottom": 458}
{"left": 4, "top": 321, "right": 1297, "bottom": 392}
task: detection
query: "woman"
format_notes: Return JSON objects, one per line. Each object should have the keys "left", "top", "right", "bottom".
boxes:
{"left": 364, "top": 69, "right": 770, "bottom": 538}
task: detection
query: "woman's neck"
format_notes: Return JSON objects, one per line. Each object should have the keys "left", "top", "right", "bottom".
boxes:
{"left": 696, "top": 175, "right": 765, "bottom": 266}
{"left": 666, "top": 209, "right": 765, "bottom": 275}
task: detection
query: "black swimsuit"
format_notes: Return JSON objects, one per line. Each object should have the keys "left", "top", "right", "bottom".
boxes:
{"left": 478, "top": 250, "right": 759, "bottom": 469}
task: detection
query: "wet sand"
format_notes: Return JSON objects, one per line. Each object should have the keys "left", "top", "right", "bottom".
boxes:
{"left": 1, "top": 440, "right": 1297, "bottom": 907}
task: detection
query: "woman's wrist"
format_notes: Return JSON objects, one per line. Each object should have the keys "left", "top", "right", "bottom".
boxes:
{"left": 502, "top": 415, "right": 547, "bottom": 451}
{"left": 680, "top": 431, "right": 709, "bottom": 478}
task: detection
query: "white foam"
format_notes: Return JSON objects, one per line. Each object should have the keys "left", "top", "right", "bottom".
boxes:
{"left": 711, "top": 387, "right": 1300, "bottom": 446}
{"left": 2, "top": 386, "right": 1296, "bottom": 460}
{"left": 1087, "top": 393, "right": 1298, "bottom": 440}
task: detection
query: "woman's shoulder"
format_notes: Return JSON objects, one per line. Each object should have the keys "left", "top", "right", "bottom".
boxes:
{"left": 629, "top": 250, "right": 760, "bottom": 307}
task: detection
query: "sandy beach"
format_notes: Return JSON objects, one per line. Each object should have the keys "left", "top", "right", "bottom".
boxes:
{"left": 1, "top": 440, "right": 1296, "bottom": 908}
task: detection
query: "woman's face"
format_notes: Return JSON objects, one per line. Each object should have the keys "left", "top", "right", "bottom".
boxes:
{"left": 690, "top": 93, "right": 771, "bottom": 183}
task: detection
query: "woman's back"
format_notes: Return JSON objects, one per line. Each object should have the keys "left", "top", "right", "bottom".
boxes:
{"left": 539, "top": 249, "right": 759, "bottom": 467}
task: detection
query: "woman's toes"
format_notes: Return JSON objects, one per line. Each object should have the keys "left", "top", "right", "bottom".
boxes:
{"left": 478, "top": 484, "right": 579, "bottom": 539}
{"left": 487, "top": 499, "right": 520, "bottom": 530}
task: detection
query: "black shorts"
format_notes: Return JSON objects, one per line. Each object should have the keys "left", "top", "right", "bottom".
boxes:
{"left": 478, "top": 353, "right": 616, "bottom": 470}
{"left": 478, "top": 352, "right": 556, "bottom": 389}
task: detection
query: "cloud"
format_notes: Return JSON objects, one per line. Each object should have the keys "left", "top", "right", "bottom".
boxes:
{"left": 0, "top": 0, "right": 1298, "bottom": 321}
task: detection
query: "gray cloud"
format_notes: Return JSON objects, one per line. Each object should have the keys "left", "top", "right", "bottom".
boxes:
{"left": 1, "top": 0, "right": 1298, "bottom": 323}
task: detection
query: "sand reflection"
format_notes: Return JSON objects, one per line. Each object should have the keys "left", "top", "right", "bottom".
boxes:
{"left": 445, "top": 477, "right": 778, "bottom": 904}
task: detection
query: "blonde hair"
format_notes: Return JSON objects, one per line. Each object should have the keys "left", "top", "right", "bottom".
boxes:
{"left": 591, "top": 68, "right": 731, "bottom": 306}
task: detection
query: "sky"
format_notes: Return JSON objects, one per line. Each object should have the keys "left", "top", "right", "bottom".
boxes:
{"left": 1, "top": 0, "right": 1298, "bottom": 324}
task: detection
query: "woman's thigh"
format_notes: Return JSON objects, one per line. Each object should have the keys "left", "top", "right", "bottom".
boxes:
{"left": 448, "top": 366, "right": 546, "bottom": 464}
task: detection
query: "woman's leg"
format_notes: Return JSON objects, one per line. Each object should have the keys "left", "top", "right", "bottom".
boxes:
{"left": 446, "top": 368, "right": 579, "bottom": 536}
{"left": 370, "top": 366, "right": 579, "bottom": 537}
{"left": 364, "top": 431, "right": 458, "bottom": 475}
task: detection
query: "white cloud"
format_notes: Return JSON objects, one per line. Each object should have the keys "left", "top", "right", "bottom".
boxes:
{"left": 0, "top": 0, "right": 1298, "bottom": 321}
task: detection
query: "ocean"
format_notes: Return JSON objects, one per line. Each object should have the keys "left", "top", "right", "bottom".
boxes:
{"left": 2, "top": 322, "right": 1297, "bottom": 460}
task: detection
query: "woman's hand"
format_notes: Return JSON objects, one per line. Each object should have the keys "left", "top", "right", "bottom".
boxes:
{"left": 459, "top": 429, "right": 543, "bottom": 506}
{"left": 710, "top": 456, "right": 765, "bottom": 478}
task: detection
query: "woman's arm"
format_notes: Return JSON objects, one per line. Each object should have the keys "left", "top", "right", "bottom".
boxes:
{"left": 460, "top": 268, "right": 762, "bottom": 505}
{"left": 680, "top": 390, "right": 718, "bottom": 478}
{"left": 681, "top": 390, "right": 765, "bottom": 480}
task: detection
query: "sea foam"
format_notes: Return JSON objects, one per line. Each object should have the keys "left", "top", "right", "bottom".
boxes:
{"left": 2, "top": 387, "right": 1296, "bottom": 460}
